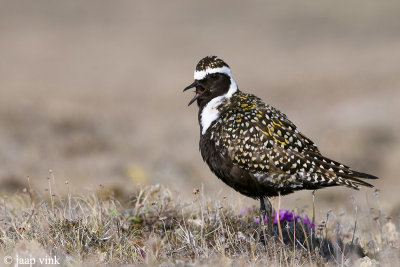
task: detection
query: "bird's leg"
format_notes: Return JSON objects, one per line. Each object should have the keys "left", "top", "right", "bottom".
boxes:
{"left": 259, "top": 196, "right": 273, "bottom": 243}
{"left": 312, "top": 190, "right": 316, "bottom": 227}
{"left": 264, "top": 197, "right": 274, "bottom": 235}
{"left": 259, "top": 198, "right": 267, "bottom": 244}
{"left": 311, "top": 190, "right": 316, "bottom": 250}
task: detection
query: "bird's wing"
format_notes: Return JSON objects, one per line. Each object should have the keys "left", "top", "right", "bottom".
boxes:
{"left": 256, "top": 104, "right": 321, "bottom": 154}
{"left": 220, "top": 97, "right": 320, "bottom": 171}
{"left": 221, "top": 99, "right": 376, "bottom": 190}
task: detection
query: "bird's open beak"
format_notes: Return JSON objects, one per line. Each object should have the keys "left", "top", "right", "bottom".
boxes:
{"left": 183, "top": 81, "right": 204, "bottom": 106}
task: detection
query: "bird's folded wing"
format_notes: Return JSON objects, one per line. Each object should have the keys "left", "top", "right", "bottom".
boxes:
{"left": 224, "top": 105, "right": 376, "bottom": 189}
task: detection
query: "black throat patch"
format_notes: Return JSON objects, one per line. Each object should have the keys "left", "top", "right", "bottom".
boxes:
{"left": 196, "top": 73, "right": 233, "bottom": 109}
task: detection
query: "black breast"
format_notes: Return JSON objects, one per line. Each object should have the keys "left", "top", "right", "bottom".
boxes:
{"left": 199, "top": 116, "right": 267, "bottom": 198}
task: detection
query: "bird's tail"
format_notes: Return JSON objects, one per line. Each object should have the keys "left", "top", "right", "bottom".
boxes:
{"left": 304, "top": 152, "right": 378, "bottom": 190}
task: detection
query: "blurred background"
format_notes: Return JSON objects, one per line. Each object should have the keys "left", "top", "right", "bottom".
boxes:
{"left": 1, "top": 1, "right": 399, "bottom": 216}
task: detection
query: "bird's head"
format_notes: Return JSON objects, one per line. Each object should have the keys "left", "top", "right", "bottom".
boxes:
{"left": 183, "top": 56, "right": 238, "bottom": 107}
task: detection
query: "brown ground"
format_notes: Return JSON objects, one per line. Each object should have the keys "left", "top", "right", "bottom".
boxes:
{"left": 1, "top": 1, "right": 400, "bottom": 220}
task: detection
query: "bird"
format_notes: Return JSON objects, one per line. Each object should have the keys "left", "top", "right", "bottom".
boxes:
{"left": 183, "top": 56, "right": 378, "bottom": 234}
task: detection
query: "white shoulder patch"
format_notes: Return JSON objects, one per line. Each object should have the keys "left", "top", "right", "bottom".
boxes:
{"left": 200, "top": 96, "right": 224, "bottom": 135}
{"left": 200, "top": 78, "right": 238, "bottom": 135}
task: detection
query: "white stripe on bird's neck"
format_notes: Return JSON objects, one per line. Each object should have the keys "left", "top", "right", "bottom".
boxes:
{"left": 197, "top": 67, "right": 238, "bottom": 135}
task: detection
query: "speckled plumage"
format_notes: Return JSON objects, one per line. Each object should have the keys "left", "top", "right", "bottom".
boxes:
{"left": 184, "top": 56, "right": 378, "bottom": 200}
{"left": 196, "top": 55, "right": 229, "bottom": 71}
{"left": 200, "top": 90, "right": 377, "bottom": 198}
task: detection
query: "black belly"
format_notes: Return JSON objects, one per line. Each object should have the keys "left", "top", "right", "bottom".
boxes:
{"left": 199, "top": 133, "right": 284, "bottom": 199}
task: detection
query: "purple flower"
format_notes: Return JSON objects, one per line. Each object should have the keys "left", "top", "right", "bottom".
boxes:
{"left": 254, "top": 209, "right": 315, "bottom": 229}
{"left": 274, "top": 209, "right": 296, "bottom": 223}
{"left": 302, "top": 216, "right": 316, "bottom": 228}
{"left": 140, "top": 248, "right": 146, "bottom": 259}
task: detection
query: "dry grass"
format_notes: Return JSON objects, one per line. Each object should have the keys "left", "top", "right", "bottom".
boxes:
{"left": 0, "top": 1, "right": 399, "bottom": 266}
{"left": 0, "top": 183, "right": 398, "bottom": 266}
